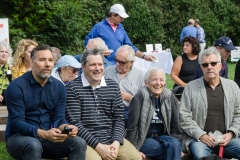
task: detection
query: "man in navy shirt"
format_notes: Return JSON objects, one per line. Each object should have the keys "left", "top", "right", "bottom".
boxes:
{"left": 5, "top": 44, "right": 86, "bottom": 160}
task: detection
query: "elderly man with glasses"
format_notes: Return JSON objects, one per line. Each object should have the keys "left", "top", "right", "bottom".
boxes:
{"left": 194, "top": 36, "right": 237, "bottom": 79}
{"left": 179, "top": 46, "right": 240, "bottom": 160}
{"left": 104, "top": 45, "right": 144, "bottom": 126}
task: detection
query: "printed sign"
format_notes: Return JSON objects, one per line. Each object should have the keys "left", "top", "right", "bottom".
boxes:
{"left": 231, "top": 47, "right": 240, "bottom": 62}
{"left": 0, "top": 18, "right": 9, "bottom": 43}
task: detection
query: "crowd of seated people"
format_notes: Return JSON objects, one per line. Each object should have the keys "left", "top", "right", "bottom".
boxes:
{"left": 2, "top": 4, "right": 240, "bottom": 159}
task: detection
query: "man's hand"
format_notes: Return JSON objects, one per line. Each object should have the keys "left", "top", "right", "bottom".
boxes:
{"left": 139, "top": 152, "right": 145, "bottom": 159}
{"left": 144, "top": 55, "right": 157, "bottom": 62}
{"left": 219, "top": 132, "right": 233, "bottom": 146}
{"left": 95, "top": 143, "right": 117, "bottom": 160}
{"left": 64, "top": 125, "right": 78, "bottom": 137}
{"left": 121, "top": 91, "right": 132, "bottom": 102}
{"left": 103, "top": 50, "right": 111, "bottom": 56}
{"left": 199, "top": 134, "right": 216, "bottom": 147}
{"left": 38, "top": 128, "right": 68, "bottom": 143}
{"left": 110, "top": 141, "right": 120, "bottom": 157}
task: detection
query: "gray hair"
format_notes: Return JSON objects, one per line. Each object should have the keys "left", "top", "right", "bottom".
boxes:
{"left": 81, "top": 48, "right": 104, "bottom": 66}
{"left": 144, "top": 67, "right": 166, "bottom": 83}
{"left": 116, "top": 45, "right": 135, "bottom": 61}
{"left": 51, "top": 47, "right": 61, "bottom": 60}
{"left": 199, "top": 46, "right": 221, "bottom": 64}
{"left": 87, "top": 38, "right": 108, "bottom": 50}
{"left": 0, "top": 41, "right": 13, "bottom": 64}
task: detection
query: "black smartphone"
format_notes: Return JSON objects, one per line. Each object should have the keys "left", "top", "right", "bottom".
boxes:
{"left": 61, "top": 127, "right": 73, "bottom": 134}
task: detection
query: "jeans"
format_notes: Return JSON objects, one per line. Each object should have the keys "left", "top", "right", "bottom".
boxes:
{"left": 6, "top": 133, "right": 86, "bottom": 160}
{"left": 189, "top": 138, "right": 240, "bottom": 160}
{"left": 140, "top": 135, "right": 182, "bottom": 160}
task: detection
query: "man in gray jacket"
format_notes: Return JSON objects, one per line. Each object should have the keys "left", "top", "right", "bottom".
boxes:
{"left": 126, "top": 68, "right": 183, "bottom": 160}
{"left": 179, "top": 46, "right": 240, "bottom": 159}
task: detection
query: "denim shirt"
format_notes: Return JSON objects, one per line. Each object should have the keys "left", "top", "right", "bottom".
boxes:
{"left": 5, "top": 71, "right": 68, "bottom": 139}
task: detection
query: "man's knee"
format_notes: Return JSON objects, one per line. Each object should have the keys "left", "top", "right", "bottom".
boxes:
{"left": 118, "top": 139, "right": 141, "bottom": 160}
{"left": 72, "top": 136, "right": 87, "bottom": 150}
{"left": 86, "top": 145, "right": 102, "bottom": 160}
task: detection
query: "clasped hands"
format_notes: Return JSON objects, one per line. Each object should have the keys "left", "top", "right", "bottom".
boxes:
{"left": 95, "top": 141, "right": 120, "bottom": 160}
{"left": 200, "top": 131, "right": 233, "bottom": 147}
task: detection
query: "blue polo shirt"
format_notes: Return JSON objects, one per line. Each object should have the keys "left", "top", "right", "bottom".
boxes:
{"left": 84, "top": 18, "right": 138, "bottom": 64}
{"left": 5, "top": 71, "right": 68, "bottom": 139}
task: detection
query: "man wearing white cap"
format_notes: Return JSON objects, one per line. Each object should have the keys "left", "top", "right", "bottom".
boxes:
{"left": 84, "top": 4, "right": 156, "bottom": 64}
{"left": 52, "top": 55, "right": 81, "bottom": 85}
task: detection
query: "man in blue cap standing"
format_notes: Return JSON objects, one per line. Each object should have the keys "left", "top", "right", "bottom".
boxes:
{"left": 194, "top": 36, "right": 237, "bottom": 79}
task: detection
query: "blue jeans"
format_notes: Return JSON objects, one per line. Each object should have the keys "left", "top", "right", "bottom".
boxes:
{"left": 189, "top": 138, "right": 240, "bottom": 160}
{"left": 6, "top": 133, "right": 86, "bottom": 160}
{"left": 140, "top": 135, "right": 182, "bottom": 160}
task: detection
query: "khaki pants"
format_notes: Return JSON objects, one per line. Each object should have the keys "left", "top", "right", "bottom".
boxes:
{"left": 86, "top": 139, "right": 141, "bottom": 160}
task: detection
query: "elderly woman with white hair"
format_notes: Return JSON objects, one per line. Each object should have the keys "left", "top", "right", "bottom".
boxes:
{"left": 126, "top": 68, "right": 183, "bottom": 160}
{"left": 51, "top": 55, "right": 81, "bottom": 85}
{"left": 0, "top": 41, "right": 13, "bottom": 103}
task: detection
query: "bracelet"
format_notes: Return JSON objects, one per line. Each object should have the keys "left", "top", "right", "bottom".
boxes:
{"left": 142, "top": 54, "right": 145, "bottom": 59}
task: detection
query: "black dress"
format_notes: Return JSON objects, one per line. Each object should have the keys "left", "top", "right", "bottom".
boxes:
{"left": 173, "top": 54, "right": 198, "bottom": 100}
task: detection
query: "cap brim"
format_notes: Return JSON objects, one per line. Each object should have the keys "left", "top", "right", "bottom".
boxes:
{"left": 119, "top": 12, "right": 129, "bottom": 18}
{"left": 70, "top": 63, "right": 81, "bottom": 68}
{"left": 223, "top": 44, "right": 237, "bottom": 50}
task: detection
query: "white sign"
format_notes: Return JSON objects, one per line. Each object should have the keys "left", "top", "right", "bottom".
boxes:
{"left": 0, "top": 18, "right": 9, "bottom": 43}
{"left": 146, "top": 44, "right": 153, "bottom": 53}
{"left": 231, "top": 47, "right": 240, "bottom": 62}
{"left": 155, "top": 43, "right": 162, "bottom": 52}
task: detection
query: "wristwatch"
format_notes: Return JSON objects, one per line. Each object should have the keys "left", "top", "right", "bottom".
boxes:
{"left": 142, "top": 54, "right": 145, "bottom": 59}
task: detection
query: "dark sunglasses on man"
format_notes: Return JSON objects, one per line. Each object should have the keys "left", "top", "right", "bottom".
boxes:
{"left": 201, "top": 61, "right": 220, "bottom": 68}
{"left": 114, "top": 56, "right": 130, "bottom": 65}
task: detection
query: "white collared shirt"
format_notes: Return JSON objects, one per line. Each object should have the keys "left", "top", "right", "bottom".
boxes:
{"left": 81, "top": 73, "right": 107, "bottom": 90}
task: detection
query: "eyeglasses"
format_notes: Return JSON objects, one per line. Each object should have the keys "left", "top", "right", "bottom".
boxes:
{"left": 66, "top": 67, "right": 79, "bottom": 73}
{"left": 72, "top": 68, "right": 79, "bottom": 73}
{"left": 201, "top": 61, "right": 220, "bottom": 68}
{"left": 114, "top": 57, "right": 129, "bottom": 65}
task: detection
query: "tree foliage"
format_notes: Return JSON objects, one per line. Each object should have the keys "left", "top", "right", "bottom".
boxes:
{"left": 1, "top": 0, "right": 240, "bottom": 57}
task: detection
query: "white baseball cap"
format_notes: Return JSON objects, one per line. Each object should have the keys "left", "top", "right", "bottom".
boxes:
{"left": 110, "top": 4, "right": 129, "bottom": 18}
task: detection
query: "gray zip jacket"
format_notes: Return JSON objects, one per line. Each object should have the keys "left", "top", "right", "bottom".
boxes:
{"left": 125, "top": 86, "right": 183, "bottom": 150}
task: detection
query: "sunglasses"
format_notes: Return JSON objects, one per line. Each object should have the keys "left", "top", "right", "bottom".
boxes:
{"left": 72, "top": 68, "right": 79, "bottom": 73}
{"left": 114, "top": 57, "right": 129, "bottom": 65}
{"left": 201, "top": 61, "right": 220, "bottom": 68}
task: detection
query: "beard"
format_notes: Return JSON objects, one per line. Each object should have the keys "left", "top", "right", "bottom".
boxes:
{"left": 38, "top": 71, "right": 51, "bottom": 80}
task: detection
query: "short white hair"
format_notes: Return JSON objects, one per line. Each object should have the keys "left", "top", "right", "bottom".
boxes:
{"left": 87, "top": 38, "right": 108, "bottom": 50}
{"left": 144, "top": 68, "right": 166, "bottom": 83}
{"left": 116, "top": 45, "right": 135, "bottom": 61}
{"left": 199, "top": 46, "right": 221, "bottom": 64}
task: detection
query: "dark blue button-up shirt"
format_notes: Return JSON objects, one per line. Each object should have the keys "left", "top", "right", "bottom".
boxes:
{"left": 5, "top": 71, "right": 68, "bottom": 139}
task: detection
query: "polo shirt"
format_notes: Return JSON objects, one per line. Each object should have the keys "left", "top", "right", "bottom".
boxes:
{"left": 5, "top": 71, "right": 68, "bottom": 139}
{"left": 84, "top": 18, "right": 138, "bottom": 64}
{"left": 65, "top": 73, "right": 125, "bottom": 148}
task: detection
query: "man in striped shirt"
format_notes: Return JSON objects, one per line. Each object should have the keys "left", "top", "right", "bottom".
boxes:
{"left": 65, "top": 49, "right": 141, "bottom": 160}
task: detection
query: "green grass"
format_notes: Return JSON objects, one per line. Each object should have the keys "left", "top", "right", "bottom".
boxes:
{"left": 0, "top": 63, "right": 237, "bottom": 160}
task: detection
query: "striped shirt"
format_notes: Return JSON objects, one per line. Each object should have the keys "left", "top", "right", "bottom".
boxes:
{"left": 65, "top": 74, "right": 125, "bottom": 149}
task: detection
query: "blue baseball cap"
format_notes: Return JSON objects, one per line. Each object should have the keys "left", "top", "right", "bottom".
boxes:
{"left": 214, "top": 36, "right": 237, "bottom": 50}
{"left": 57, "top": 55, "right": 81, "bottom": 68}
